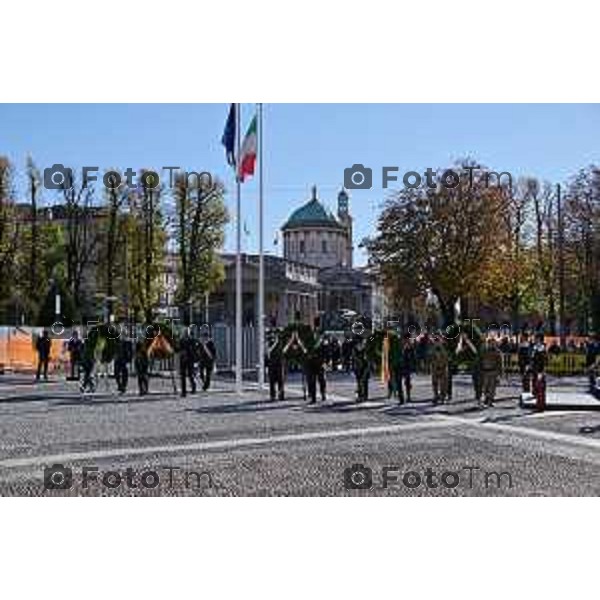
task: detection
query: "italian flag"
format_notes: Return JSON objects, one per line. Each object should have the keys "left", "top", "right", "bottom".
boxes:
{"left": 238, "top": 114, "right": 257, "bottom": 182}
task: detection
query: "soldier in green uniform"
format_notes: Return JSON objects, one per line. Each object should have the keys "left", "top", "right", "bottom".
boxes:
{"left": 480, "top": 337, "right": 503, "bottom": 407}
{"left": 284, "top": 323, "right": 327, "bottom": 404}
{"left": 134, "top": 339, "right": 150, "bottom": 396}
{"left": 398, "top": 334, "right": 416, "bottom": 404}
{"left": 304, "top": 326, "right": 327, "bottom": 404}
{"left": 386, "top": 329, "right": 402, "bottom": 400}
{"left": 429, "top": 336, "right": 449, "bottom": 404}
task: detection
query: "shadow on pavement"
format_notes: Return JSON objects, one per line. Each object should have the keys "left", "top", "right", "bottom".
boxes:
{"left": 184, "top": 398, "right": 305, "bottom": 415}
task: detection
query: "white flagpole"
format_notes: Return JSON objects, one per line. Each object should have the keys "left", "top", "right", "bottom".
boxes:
{"left": 235, "top": 103, "right": 243, "bottom": 394}
{"left": 258, "top": 102, "right": 265, "bottom": 390}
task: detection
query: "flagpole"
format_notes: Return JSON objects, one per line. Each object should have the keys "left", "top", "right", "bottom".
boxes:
{"left": 257, "top": 103, "right": 265, "bottom": 390}
{"left": 235, "top": 103, "right": 243, "bottom": 394}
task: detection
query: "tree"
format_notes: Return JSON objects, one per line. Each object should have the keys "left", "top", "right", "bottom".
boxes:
{"left": 0, "top": 157, "right": 20, "bottom": 318}
{"left": 173, "top": 172, "right": 228, "bottom": 324}
{"left": 365, "top": 163, "right": 514, "bottom": 327}
{"left": 526, "top": 178, "right": 558, "bottom": 332}
{"left": 565, "top": 166, "right": 600, "bottom": 333}
{"left": 99, "top": 173, "right": 129, "bottom": 320}
{"left": 125, "top": 177, "right": 166, "bottom": 322}
{"left": 62, "top": 174, "right": 101, "bottom": 320}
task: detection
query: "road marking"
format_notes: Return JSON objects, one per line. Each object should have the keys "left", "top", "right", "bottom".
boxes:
{"left": 439, "top": 414, "right": 600, "bottom": 452}
{"left": 285, "top": 384, "right": 355, "bottom": 404}
{"left": 0, "top": 419, "right": 454, "bottom": 470}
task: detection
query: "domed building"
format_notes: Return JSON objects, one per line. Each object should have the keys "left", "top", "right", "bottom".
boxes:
{"left": 161, "top": 184, "right": 387, "bottom": 337}
{"left": 281, "top": 185, "right": 387, "bottom": 329}
{"left": 282, "top": 185, "right": 353, "bottom": 269}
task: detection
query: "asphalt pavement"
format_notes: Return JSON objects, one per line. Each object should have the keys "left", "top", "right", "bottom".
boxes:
{"left": 1, "top": 371, "right": 600, "bottom": 496}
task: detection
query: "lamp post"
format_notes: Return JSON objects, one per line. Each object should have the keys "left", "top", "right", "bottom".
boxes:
{"left": 187, "top": 298, "right": 193, "bottom": 328}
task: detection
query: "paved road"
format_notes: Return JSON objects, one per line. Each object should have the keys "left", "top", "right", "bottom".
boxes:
{"left": 1, "top": 371, "right": 600, "bottom": 495}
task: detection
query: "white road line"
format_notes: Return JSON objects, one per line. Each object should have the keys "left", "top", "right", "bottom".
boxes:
{"left": 0, "top": 419, "right": 454, "bottom": 470}
{"left": 439, "top": 414, "right": 600, "bottom": 451}
{"left": 285, "top": 384, "right": 354, "bottom": 403}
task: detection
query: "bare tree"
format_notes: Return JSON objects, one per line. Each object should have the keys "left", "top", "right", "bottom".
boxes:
{"left": 62, "top": 176, "right": 100, "bottom": 318}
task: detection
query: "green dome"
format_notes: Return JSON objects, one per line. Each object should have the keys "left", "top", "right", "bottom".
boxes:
{"left": 282, "top": 187, "right": 343, "bottom": 231}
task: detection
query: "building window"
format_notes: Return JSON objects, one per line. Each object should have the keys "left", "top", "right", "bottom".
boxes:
{"left": 322, "top": 239, "right": 328, "bottom": 253}
{"left": 299, "top": 240, "right": 305, "bottom": 255}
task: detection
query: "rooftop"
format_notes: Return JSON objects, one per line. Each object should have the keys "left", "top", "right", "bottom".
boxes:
{"left": 282, "top": 185, "right": 343, "bottom": 231}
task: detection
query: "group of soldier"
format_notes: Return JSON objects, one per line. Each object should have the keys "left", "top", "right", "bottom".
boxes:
{"left": 34, "top": 320, "right": 556, "bottom": 406}
{"left": 264, "top": 324, "right": 552, "bottom": 408}
{"left": 62, "top": 330, "right": 155, "bottom": 396}
{"left": 265, "top": 326, "right": 379, "bottom": 404}
{"left": 427, "top": 331, "right": 549, "bottom": 407}
{"left": 35, "top": 327, "right": 217, "bottom": 398}
{"left": 265, "top": 324, "right": 413, "bottom": 405}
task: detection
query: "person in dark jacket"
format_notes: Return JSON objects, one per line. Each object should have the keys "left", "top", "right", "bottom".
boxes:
{"left": 398, "top": 334, "right": 416, "bottom": 404}
{"left": 341, "top": 337, "right": 354, "bottom": 373}
{"left": 266, "top": 329, "right": 286, "bottom": 401}
{"left": 114, "top": 335, "right": 133, "bottom": 394}
{"left": 79, "top": 338, "right": 97, "bottom": 393}
{"left": 586, "top": 334, "right": 600, "bottom": 391}
{"left": 36, "top": 329, "right": 52, "bottom": 381}
{"left": 179, "top": 331, "right": 198, "bottom": 397}
{"left": 303, "top": 328, "right": 327, "bottom": 404}
{"left": 386, "top": 330, "right": 402, "bottom": 400}
{"left": 517, "top": 333, "right": 533, "bottom": 392}
{"left": 198, "top": 330, "right": 216, "bottom": 391}
{"left": 134, "top": 340, "right": 150, "bottom": 396}
{"left": 353, "top": 335, "right": 371, "bottom": 402}
{"left": 67, "top": 330, "right": 83, "bottom": 380}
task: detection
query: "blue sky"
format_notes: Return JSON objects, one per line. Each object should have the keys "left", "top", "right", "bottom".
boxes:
{"left": 1, "top": 103, "right": 600, "bottom": 265}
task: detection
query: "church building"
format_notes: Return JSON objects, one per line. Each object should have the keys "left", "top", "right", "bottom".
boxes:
{"left": 191, "top": 185, "right": 387, "bottom": 330}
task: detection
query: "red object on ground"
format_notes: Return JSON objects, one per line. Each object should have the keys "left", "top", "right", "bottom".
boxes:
{"left": 535, "top": 373, "right": 546, "bottom": 411}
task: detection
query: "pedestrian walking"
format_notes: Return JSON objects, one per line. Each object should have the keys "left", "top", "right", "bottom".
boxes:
{"left": 178, "top": 330, "right": 198, "bottom": 398}
{"left": 35, "top": 329, "right": 51, "bottom": 381}
{"left": 429, "top": 337, "right": 449, "bottom": 404}
{"left": 480, "top": 338, "right": 503, "bottom": 407}
{"left": 198, "top": 330, "right": 216, "bottom": 391}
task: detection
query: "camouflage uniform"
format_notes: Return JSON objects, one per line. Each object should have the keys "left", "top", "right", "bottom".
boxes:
{"left": 480, "top": 342, "right": 503, "bottom": 406}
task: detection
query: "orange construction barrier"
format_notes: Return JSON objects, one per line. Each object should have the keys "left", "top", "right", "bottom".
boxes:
{"left": 0, "top": 327, "right": 64, "bottom": 374}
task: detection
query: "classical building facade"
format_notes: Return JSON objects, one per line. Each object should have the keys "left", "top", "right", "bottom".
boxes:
{"left": 158, "top": 185, "right": 388, "bottom": 329}
{"left": 282, "top": 185, "right": 387, "bottom": 328}
{"left": 282, "top": 186, "right": 353, "bottom": 268}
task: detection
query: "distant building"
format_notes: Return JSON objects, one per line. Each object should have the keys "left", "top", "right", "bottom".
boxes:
{"left": 210, "top": 254, "right": 320, "bottom": 327}
{"left": 162, "top": 185, "right": 388, "bottom": 328}
{"left": 282, "top": 185, "right": 353, "bottom": 268}
{"left": 282, "top": 185, "right": 387, "bottom": 328}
